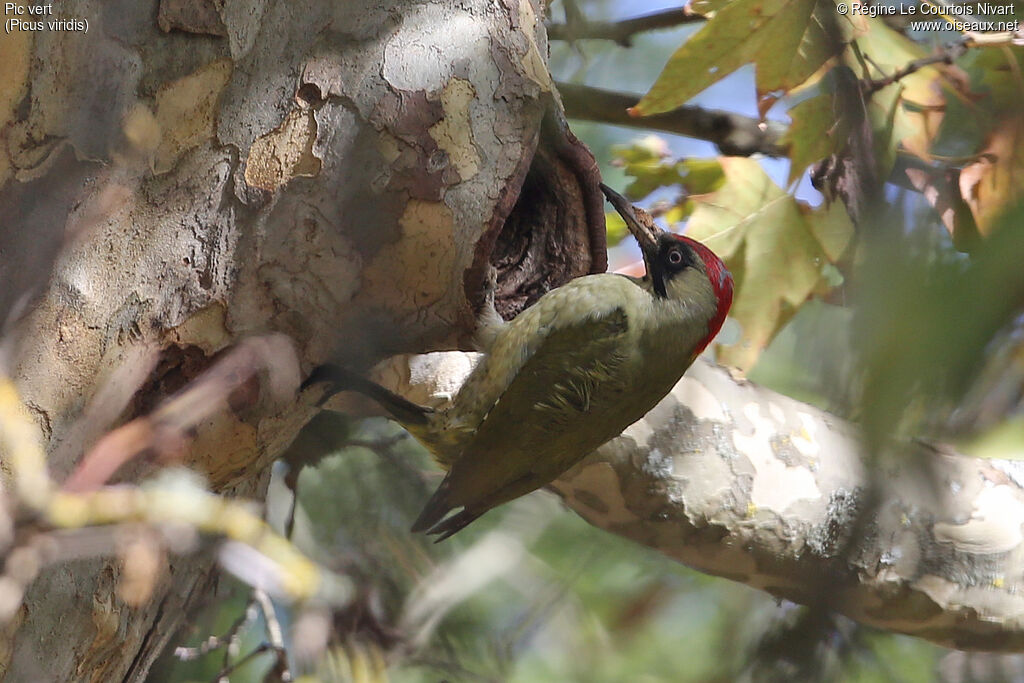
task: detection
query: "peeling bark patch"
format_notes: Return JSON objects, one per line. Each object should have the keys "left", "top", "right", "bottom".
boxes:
{"left": 557, "top": 462, "right": 635, "bottom": 526}
{"left": 515, "top": 0, "right": 552, "bottom": 93}
{"left": 933, "top": 485, "right": 1024, "bottom": 554}
{"left": 153, "top": 59, "right": 232, "bottom": 174}
{"left": 370, "top": 88, "right": 457, "bottom": 199}
{"left": 791, "top": 412, "right": 822, "bottom": 459}
{"left": 376, "top": 89, "right": 443, "bottom": 140}
{"left": 361, "top": 200, "right": 454, "bottom": 310}
{"left": 244, "top": 109, "right": 321, "bottom": 191}
{"left": 429, "top": 79, "right": 480, "bottom": 181}
{"left": 490, "top": 37, "right": 542, "bottom": 103}
{"left": 674, "top": 376, "right": 726, "bottom": 422}
{"left": 734, "top": 403, "right": 821, "bottom": 511}
{"left": 190, "top": 417, "right": 259, "bottom": 489}
{"left": 158, "top": 0, "right": 228, "bottom": 37}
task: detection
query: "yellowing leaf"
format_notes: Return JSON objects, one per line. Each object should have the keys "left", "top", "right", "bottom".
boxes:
{"left": 686, "top": 157, "right": 853, "bottom": 369}
{"left": 633, "top": 0, "right": 842, "bottom": 116}
{"left": 606, "top": 211, "right": 629, "bottom": 247}
{"left": 854, "top": 20, "right": 947, "bottom": 165}
{"left": 959, "top": 118, "right": 1024, "bottom": 236}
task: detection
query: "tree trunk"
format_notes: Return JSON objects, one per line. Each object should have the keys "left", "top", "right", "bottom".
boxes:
{"left": 0, "top": 0, "right": 606, "bottom": 678}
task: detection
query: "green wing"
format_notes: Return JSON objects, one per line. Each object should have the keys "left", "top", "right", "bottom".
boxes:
{"left": 413, "top": 304, "right": 635, "bottom": 538}
{"left": 443, "top": 306, "right": 633, "bottom": 510}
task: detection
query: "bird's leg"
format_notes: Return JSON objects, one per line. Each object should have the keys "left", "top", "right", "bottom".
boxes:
{"left": 301, "top": 364, "right": 433, "bottom": 426}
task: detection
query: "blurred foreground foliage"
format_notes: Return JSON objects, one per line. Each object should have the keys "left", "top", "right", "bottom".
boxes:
{"left": 161, "top": 420, "right": 944, "bottom": 683}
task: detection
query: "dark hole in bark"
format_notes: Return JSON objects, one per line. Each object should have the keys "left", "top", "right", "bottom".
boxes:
{"left": 295, "top": 82, "right": 323, "bottom": 107}
{"left": 129, "top": 344, "right": 211, "bottom": 417}
{"left": 489, "top": 144, "right": 596, "bottom": 320}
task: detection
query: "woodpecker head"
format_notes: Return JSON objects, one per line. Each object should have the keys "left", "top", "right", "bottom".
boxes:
{"left": 600, "top": 183, "right": 733, "bottom": 355}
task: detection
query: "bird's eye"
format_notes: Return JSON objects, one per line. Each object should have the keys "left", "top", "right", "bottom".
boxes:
{"left": 667, "top": 247, "right": 684, "bottom": 266}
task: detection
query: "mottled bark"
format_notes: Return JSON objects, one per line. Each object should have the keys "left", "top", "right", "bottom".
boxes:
{"left": 0, "top": 0, "right": 606, "bottom": 678}
{"left": 373, "top": 351, "right": 1024, "bottom": 652}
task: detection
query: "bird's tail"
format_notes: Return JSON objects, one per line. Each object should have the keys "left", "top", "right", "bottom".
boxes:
{"left": 410, "top": 478, "right": 484, "bottom": 542}
{"left": 301, "top": 363, "right": 433, "bottom": 426}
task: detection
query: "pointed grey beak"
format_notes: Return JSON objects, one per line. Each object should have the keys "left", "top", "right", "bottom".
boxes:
{"left": 599, "top": 183, "right": 660, "bottom": 254}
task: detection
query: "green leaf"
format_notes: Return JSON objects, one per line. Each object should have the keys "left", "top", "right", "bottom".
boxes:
{"left": 970, "top": 46, "right": 1024, "bottom": 112}
{"left": 611, "top": 143, "right": 724, "bottom": 201}
{"left": 783, "top": 93, "right": 849, "bottom": 185}
{"left": 678, "top": 159, "right": 725, "bottom": 195}
{"left": 806, "top": 195, "right": 854, "bottom": 261}
{"left": 685, "top": 157, "right": 853, "bottom": 370}
{"left": 633, "top": 0, "right": 842, "bottom": 116}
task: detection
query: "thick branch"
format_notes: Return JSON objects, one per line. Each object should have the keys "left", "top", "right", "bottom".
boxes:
{"left": 557, "top": 83, "right": 787, "bottom": 157}
{"left": 368, "top": 352, "right": 1024, "bottom": 652}
{"left": 546, "top": 7, "right": 705, "bottom": 46}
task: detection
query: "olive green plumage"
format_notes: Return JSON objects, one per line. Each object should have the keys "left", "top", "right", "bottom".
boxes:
{"left": 305, "top": 185, "right": 733, "bottom": 540}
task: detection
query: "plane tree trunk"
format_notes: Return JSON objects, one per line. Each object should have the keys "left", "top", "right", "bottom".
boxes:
{"left": 0, "top": 0, "right": 607, "bottom": 678}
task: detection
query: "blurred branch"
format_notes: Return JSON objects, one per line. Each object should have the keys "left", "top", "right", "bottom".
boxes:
{"left": 211, "top": 642, "right": 276, "bottom": 682}
{"left": 0, "top": 376, "right": 55, "bottom": 511}
{"left": 62, "top": 334, "right": 301, "bottom": 493}
{"left": 556, "top": 82, "right": 787, "bottom": 157}
{"left": 0, "top": 360, "right": 351, "bottom": 623}
{"left": 964, "top": 29, "right": 1024, "bottom": 47}
{"left": 377, "top": 352, "right": 1024, "bottom": 652}
{"left": 174, "top": 601, "right": 255, "bottom": 662}
{"left": 546, "top": 6, "right": 705, "bottom": 46}
{"left": 253, "top": 588, "right": 292, "bottom": 682}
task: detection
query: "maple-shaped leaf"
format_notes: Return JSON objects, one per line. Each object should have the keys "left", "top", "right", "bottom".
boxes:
{"left": 632, "top": 0, "right": 843, "bottom": 116}
{"left": 685, "top": 157, "right": 853, "bottom": 370}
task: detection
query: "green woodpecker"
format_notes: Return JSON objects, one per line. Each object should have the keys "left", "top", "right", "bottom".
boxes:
{"left": 305, "top": 184, "right": 733, "bottom": 540}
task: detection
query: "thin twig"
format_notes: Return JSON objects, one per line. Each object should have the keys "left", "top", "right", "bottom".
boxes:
{"left": 863, "top": 41, "right": 968, "bottom": 94}
{"left": 556, "top": 82, "right": 787, "bottom": 157}
{"left": 174, "top": 599, "right": 255, "bottom": 662}
{"left": 211, "top": 643, "right": 273, "bottom": 683}
{"left": 547, "top": 6, "right": 706, "bottom": 46}
{"left": 254, "top": 588, "right": 292, "bottom": 682}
